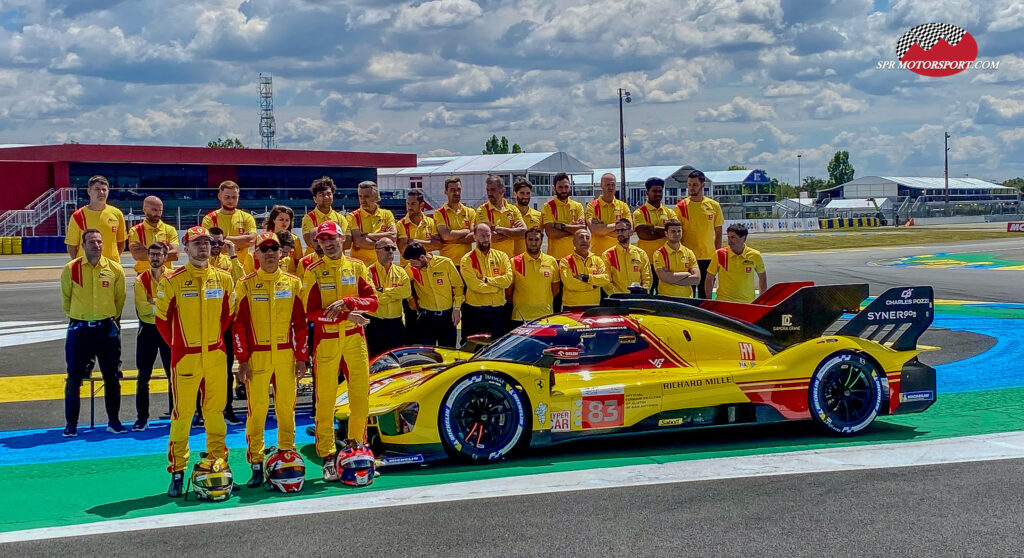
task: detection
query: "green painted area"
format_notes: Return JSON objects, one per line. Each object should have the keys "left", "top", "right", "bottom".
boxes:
{"left": 880, "top": 251, "right": 1024, "bottom": 270}
{"left": 2, "top": 386, "right": 1023, "bottom": 534}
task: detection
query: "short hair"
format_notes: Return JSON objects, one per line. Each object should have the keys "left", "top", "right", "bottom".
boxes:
{"left": 553, "top": 172, "right": 570, "bottom": 185}
{"left": 524, "top": 226, "right": 543, "bottom": 240}
{"left": 444, "top": 176, "right": 462, "bottom": 190}
{"left": 600, "top": 172, "right": 616, "bottom": 182}
{"left": 276, "top": 230, "right": 295, "bottom": 247}
{"left": 87, "top": 175, "right": 109, "bottom": 189}
{"left": 310, "top": 176, "right": 336, "bottom": 195}
{"left": 614, "top": 218, "right": 632, "bottom": 229}
{"left": 485, "top": 174, "right": 505, "bottom": 187}
{"left": 726, "top": 223, "right": 749, "bottom": 238}
{"left": 218, "top": 180, "right": 240, "bottom": 192}
{"left": 407, "top": 189, "right": 425, "bottom": 203}
{"left": 147, "top": 242, "right": 168, "bottom": 254}
{"left": 687, "top": 170, "right": 707, "bottom": 184}
{"left": 402, "top": 241, "right": 427, "bottom": 261}
{"left": 208, "top": 227, "right": 225, "bottom": 236}
{"left": 512, "top": 177, "right": 533, "bottom": 192}
{"left": 664, "top": 218, "right": 682, "bottom": 231}
{"left": 645, "top": 177, "right": 665, "bottom": 190}
{"left": 264, "top": 204, "right": 295, "bottom": 231}
{"left": 82, "top": 228, "right": 103, "bottom": 241}
{"left": 357, "top": 180, "right": 378, "bottom": 193}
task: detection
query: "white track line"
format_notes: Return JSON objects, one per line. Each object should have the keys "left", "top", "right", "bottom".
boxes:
{"left": 1, "top": 431, "right": 1022, "bottom": 544}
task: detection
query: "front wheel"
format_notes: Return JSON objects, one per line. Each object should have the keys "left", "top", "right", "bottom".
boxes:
{"left": 439, "top": 373, "right": 528, "bottom": 462}
{"left": 809, "top": 351, "right": 883, "bottom": 436}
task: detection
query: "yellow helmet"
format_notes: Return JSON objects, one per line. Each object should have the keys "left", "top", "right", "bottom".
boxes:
{"left": 191, "top": 457, "right": 233, "bottom": 502}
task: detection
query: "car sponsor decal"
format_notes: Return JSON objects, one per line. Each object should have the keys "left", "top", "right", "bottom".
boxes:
{"left": 658, "top": 417, "right": 684, "bottom": 427}
{"left": 900, "top": 390, "right": 934, "bottom": 403}
{"left": 581, "top": 386, "right": 624, "bottom": 429}
{"left": 379, "top": 454, "right": 425, "bottom": 466}
{"left": 739, "top": 342, "right": 755, "bottom": 361}
{"left": 550, "top": 410, "right": 571, "bottom": 432}
{"left": 535, "top": 402, "right": 547, "bottom": 426}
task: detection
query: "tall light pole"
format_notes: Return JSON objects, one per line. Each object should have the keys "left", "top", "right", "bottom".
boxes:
{"left": 618, "top": 88, "right": 631, "bottom": 203}
{"left": 944, "top": 131, "right": 951, "bottom": 205}
{"left": 797, "top": 153, "right": 802, "bottom": 218}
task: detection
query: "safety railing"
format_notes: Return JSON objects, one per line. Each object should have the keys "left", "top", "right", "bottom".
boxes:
{"left": 0, "top": 188, "right": 78, "bottom": 236}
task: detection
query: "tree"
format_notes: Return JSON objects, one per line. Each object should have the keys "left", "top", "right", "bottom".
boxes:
{"left": 770, "top": 177, "right": 798, "bottom": 199}
{"left": 208, "top": 137, "right": 246, "bottom": 148}
{"left": 483, "top": 135, "right": 522, "bottom": 154}
{"left": 801, "top": 176, "right": 829, "bottom": 196}
{"left": 1003, "top": 177, "right": 1024, "bottom": 193}
{"left": 826, "top": 150, "right": 854, "bottom": 186}
{"left": 512, "top": 143, "right": 523, "bottom": 153}
{"left": 727, "top": 165, "right": 747, "bottom": 170}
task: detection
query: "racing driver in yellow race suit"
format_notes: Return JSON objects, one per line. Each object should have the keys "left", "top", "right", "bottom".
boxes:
{"left": 302, "top": 221, "right": 378, "bottom": 481}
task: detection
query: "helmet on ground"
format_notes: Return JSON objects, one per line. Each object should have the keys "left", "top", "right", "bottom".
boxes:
{"left": 191, "top": 457, "right": 233, "bottom": 502}
{"left": 335, "top": 442, "right": 375, "bottom": 487}
{"left": 264, "top": 449, "right": 305, "bottom": 493}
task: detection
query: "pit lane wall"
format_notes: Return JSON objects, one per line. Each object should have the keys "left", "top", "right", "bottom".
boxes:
{"left": 723, "top": 218, "right": 821, "bottom": 234}
{"left": 818, "top": 217, "right": 881, "bottom": 229}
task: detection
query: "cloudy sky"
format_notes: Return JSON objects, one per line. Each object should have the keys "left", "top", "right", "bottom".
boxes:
{"left": 0, "top": 0, "right": 1022, "bottom": 184}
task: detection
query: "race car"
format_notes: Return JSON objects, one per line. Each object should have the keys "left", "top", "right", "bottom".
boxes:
{"left": 336, "top": 283, "right": 937, "bottom": 466}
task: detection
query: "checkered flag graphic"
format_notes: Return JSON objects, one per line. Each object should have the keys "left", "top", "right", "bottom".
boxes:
{"left": 897, "top": 23, "right": 967, "bottom": 59}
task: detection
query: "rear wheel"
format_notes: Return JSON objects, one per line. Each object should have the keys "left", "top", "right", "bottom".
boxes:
{"left": 809, "top": 351, "right": 883, "bottom": 436}
{"left": 439, "top": 373, "right": 528, "bottom": 462}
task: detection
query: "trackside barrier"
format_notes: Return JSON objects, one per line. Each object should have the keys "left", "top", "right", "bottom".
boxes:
{"left": 1008, "top": 222, "right": 1024, "bottom": 233}
{"left": 6, "top": 235, "right": 67, "bottom": 254}
{"left": 818, "top": 217, "right": 880, "bottom": 229}
{"left": 722, "top": 218, "right": 821, "bottom": 233}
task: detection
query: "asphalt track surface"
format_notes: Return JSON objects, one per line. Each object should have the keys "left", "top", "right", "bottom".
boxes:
{"left": 1, "top": 238, "right": 1023, "bottom": 555}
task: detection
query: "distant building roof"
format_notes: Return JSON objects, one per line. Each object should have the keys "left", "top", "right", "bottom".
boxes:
{"left": 379, "top": 152, "right": 592, "bottom": 177}
{"left": 824, "top": 198, "right": 892, "bottom": 210}
{"left": 581, "top": 166, "right": 770, "bottom": 186}
{"left": 823, "top": 175, "right": 1015, "bottom": 192}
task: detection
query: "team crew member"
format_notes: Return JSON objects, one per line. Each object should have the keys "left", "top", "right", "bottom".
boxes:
{"left": 434, "top": 177, "right": 476, "bottom": 265}
{"left": 512, "top": 177, "right": 542, "bottom": 256}
{"left": 475, "top": 175, "right": 525, "bottom": 258}
{"left": 133, "top": 242, "right": 173, "bottom": 431}
{"left": 348, "top": 180, "right": 397, "bottom": 266}
{"left": 559, "top": 229, "right": 610, "bottom": 311}
{"left": 704, "top": 223, "right": 767, "bottom": 303}
{"left": 586, "top": 173, "right": 632, "bottom": 256}
{"left": 397, "top": 190, "right": 441, "bottom": 264}
{"left": 541, "top": 172, "right": 586, "bottom": 261}
{"left": 633, "top": 177, "right": 674, "bottom": 292}
{"left": 403, "top": 241, "right": 464, "bottom": 347}
{"left": 277, "top": 232, "right": 298, "bottom": 275}
{"left": 207, "top": 226, "right": 244, "bottom": 424}
{"left": 675, "top": 170, "right": 724, "bottom": 298}
{"left": 460, "top": 223, "right": 513, "bottom": 339}
{"left": 508, "top": 227, "right": 560, "bottom": 328}
{"left": 66, "top": 175, "right": 127, "bottom": 262}
{"left": 231, "top": 232, "right": 308, "bottom": 488}
{"left": 301, "top": 176, "right": 350, "bottom": 257}
{"left": 602, "top": 219, "right": 652, "bottom": 294}
{"left": 653, "top": 219, "right": 700, "bottom": 299}
{"left": 264, "top": 205, "right": 303, "bottom": 263}
{"left": 128, "top": 196, "right": 179, "bottom": 274}
{"left": 156, "top": 226, "right": 234, "bottom": 497}
{"left": 202, "top": 180, "right": 258, "bottom": 274}
{"left": 302, "top": 222, "right": 378, "bottom": 480}
{"left": 366, "top": 238, "right": 412, "bottom": 357}
{"left": 60, "top": 229, "right": 127, "bottom": 437}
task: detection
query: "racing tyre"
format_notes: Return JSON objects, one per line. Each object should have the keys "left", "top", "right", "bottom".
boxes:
{"left": 809, "top": 351, "right": 883, "bottom": 436}
{"left": 439, "top": 373, "right": 528, "bottom": 462}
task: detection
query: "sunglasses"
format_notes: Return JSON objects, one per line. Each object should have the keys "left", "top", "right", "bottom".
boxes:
{"left": 379, "top": 246, "right": 397, "bottom": 252}
{"left": 258, "top": 245, "right": 280, "bottom": 253}
{"left": 210, "top": 241, "right": 224, "bottom": 246}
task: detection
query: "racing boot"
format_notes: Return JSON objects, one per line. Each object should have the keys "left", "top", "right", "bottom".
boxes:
{"left": 247, "top": 463, "right": 264, "bottom": 488}
{"left": 167, "top": 471, "right": 184, "bottom": 498}
{"left": 322, "top": 457, "right": 339, "bottom": 482}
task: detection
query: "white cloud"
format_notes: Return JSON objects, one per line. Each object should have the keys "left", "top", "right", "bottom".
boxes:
{"left": 696, "top": 96, "right": 777, "bottom": 122}
{"left": 804, "top": 87, "right": 867, "bottom": 119}
{"left": 394, "top": 0, "right": 483, "bottom": 31}
{"left": 975, "top": 95, "right": 1024, "bottom": 126}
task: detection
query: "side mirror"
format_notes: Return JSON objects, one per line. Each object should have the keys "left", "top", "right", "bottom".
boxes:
{"left": 460, "top": 333, "right": 492, "bottom": 352}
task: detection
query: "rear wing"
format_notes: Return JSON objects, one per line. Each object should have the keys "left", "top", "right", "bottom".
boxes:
{"left": 750, "top": 284, "right": 868, "bottom": 347}
{"left": 836, "top": 286, "right": 934, "bottom": 351}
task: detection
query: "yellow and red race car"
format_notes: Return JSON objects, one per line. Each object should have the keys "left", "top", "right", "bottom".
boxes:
{"left": 337, "top": 283, "right": 937, "bottom": 466}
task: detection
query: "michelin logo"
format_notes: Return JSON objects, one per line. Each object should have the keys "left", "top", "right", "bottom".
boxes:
{"left": 900, "top": 391, "right": 934, "bottom": 403}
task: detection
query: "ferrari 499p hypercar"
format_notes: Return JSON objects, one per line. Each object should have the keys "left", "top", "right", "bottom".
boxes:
{"left": 337, "top": 283, "right": 937, "bottom": 466}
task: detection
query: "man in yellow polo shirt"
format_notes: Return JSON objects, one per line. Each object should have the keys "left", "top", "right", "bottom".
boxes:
{"left": 512, "top": 178, "right": 542, "bottom": 256}
{"left": 397, "top": 189, "right": 441, "bottom": 264}
{"left": 632, "top": 177, "right": 674, "bottom": 293}
{"left": 602, "top": 219, "right": 652, "bottom": 294}
{"left": 434, "top": 177, "right": 476, "bottom": 265}
{"left": 460, "top": 223, "right": 513, "bottom": 339}
{"left": 348, "top": 180, "right": 397, "bottom": 266}
{"left": 202, "top": 180, "right": 258, "bottom": 274}
{"left": 66, "top": 175, "right": 127, "bottom": 263}
{"left": 366, "top": 237, "right": 411, "bottom": 357}
{"left": 542, "top": 172, "right": 586, "bottom": 261}
{"left": 475, "top": 175, "right": 525, "bottom": 258}
{"left": 301, "top": 176, "right": 350, "bottom": 257}
{"left": 653, "top": 219, "right": 700, "bottom": 299}
{"left": 586, "top": 173, "right": 632, "bottom": 256}
{"left": 675, "top": 170, "right": 724, "bottom": 298}
{"left": 128, "top": 196, "right": 179, "bottom": 274}
{"left": 559, "top": 229, "right": 610, "bottom": 310}
{"left": 403, "top": 241, "right": 464, "bottom": 347}
{"left": 704, "top": 223, "right": 767, "bottom": 303}
{"left": 60, "top": 228, "right": 127, "bottom": 437}
{"left": 508, "top": 227, "right": 560, "bottom": 328}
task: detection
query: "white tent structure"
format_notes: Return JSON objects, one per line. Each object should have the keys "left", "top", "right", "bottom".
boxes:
{"left": 821, "top": 197, "right": 891, "bottom": 217}
{"left": 378, "top": 152, "right": 593, "bottom": 210}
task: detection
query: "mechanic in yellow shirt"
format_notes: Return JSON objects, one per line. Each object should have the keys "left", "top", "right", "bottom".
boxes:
{"left": 127, "top": 195, "right": 179, "bottom": 273}
{"left": 301, "top": 176, "right": 350, "bottom": 257}
{"left": 512, "top": 177, "right": 542, "bottom": 256}
{"left": 202, "top": 180, "right": 258, "bottom": 274}
{"left": 586, "top": 173, "right": 632, "bottom": 256}
{"left": 460, "top": 223, "right": 514, "bottom": 339}
{"left": 403, "top": 241, "right": 464, "bottom": 347}
{"left": 475, "top": 175, "right": 525, "bottom": 258}
{"left": 705, "top": 223, "right": 768, "bottom": 303}
{"left": 133, "top": 242, "right": 173, "bottom": 431}
{"left": 65, "top": 175, "right": 127, "bottom": 262}
{"left": 434, "top": 176, "right": 477, "bottom": 265}
{"left": 60, "top": 228, "right": 127, "bottom": 437}
{"left": 632, "top": 177, "right": 675, "bottom": 262}
{"left": 675, "top": 169, "right": 724, "bottom": 298}
{"left": 559, "top": 229, "right": 610, "bottom": 310}
{"left": 653, "top": 219, "right": 700, "bottom": 299}
{"left": 397, "top": 189, "right": 441, "bottom": 265}
{"left": 602, "top": 218, "right": 652, "bottom": 294}
{"left": 508, "top": 227, "right": 560, "bottom": 327}
{"left": 365, "top": 237, "right": 412, "bottom": 357}
{"left": 348, "top": 180, "right": 397, "bottom": 266}
{"left": 541, "top": 172, "right": 587, "bottom": 261}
